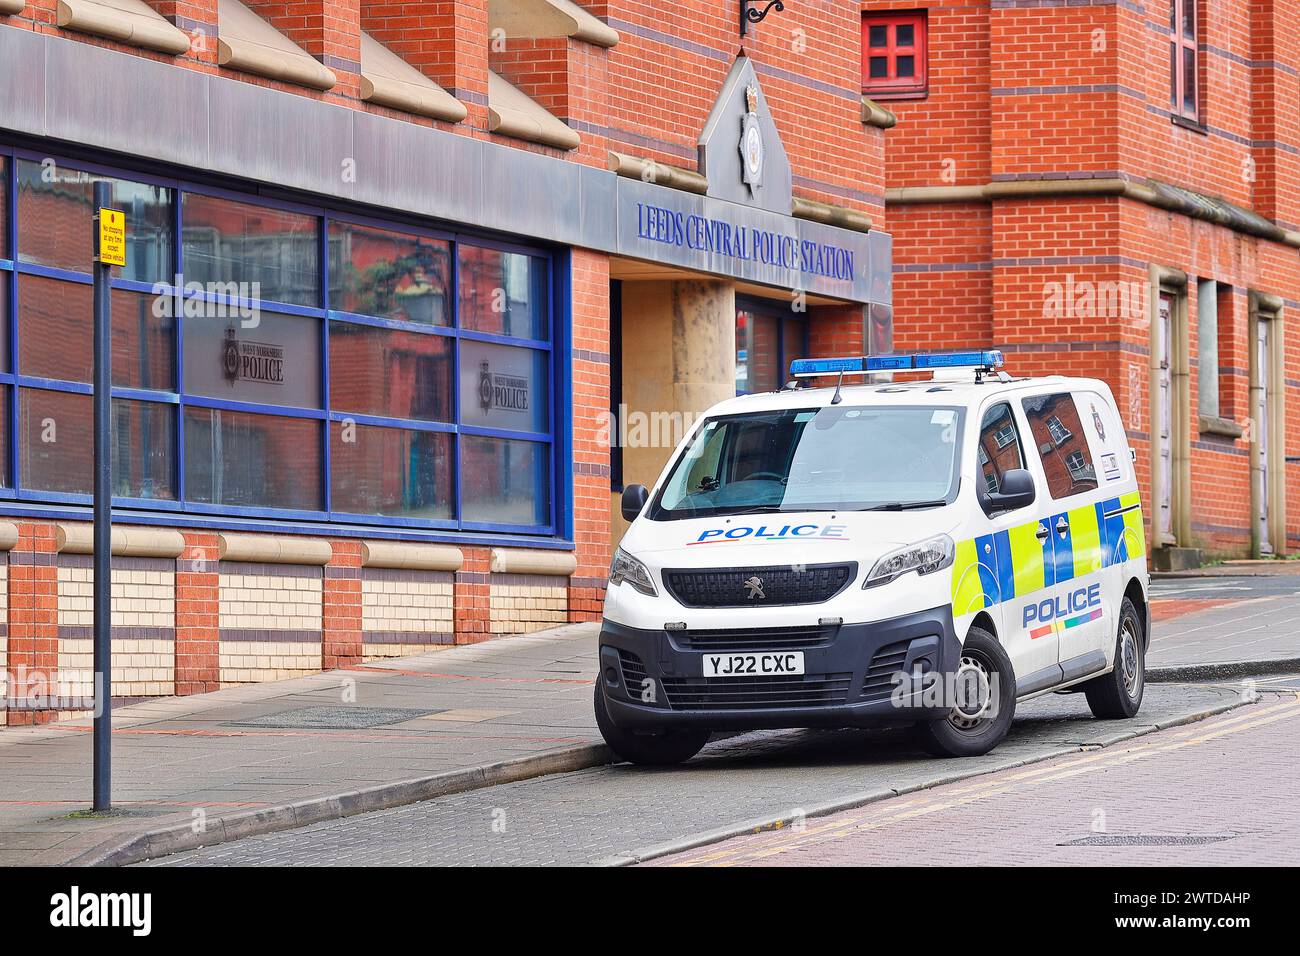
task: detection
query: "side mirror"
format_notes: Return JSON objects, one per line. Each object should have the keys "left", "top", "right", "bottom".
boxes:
{"left": 982, "top": 468, "right": 1036, "bottom": 515}
{"left": 621, "top": 484, "right": 649, "bottom": 522}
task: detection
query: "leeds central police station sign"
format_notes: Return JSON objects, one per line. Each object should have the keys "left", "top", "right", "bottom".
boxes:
{"left": 635, "top": 201, "right": 856, "bottom": 283}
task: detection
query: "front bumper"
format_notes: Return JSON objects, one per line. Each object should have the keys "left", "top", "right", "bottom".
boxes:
{"left": 598, "top": 605, "right": 962, "bottom": 731}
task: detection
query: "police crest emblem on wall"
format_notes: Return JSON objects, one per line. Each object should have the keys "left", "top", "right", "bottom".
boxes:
{"left": 738, "top": 83, "right": 764, "bottom": 195}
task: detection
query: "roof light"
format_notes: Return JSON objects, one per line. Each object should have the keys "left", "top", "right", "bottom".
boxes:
{"left": 790, "top": 350, "right": 1004, "bottom": 378}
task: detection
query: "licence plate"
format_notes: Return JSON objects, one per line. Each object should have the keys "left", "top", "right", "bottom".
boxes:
{"left": 703, "top": 651, "right": 805, "bottom": 678}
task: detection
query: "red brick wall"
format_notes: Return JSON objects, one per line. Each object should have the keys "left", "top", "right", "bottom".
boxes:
{"left": 877, "top": 0, "right": 1300, "bottom": 557}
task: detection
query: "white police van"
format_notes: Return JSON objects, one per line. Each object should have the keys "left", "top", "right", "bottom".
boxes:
{"left": 596, "top": 350, "right": 1150, "bottom": 764}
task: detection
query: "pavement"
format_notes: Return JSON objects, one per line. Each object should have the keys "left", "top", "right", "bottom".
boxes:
{"left": 0, "top": 563, "right": 1296, "bottom": 867}
{"left": 651, "top": 677, "right": 1300, "bottom": 867}
{"left": 140, "top": 680, "right": 1251, "bottom": 866}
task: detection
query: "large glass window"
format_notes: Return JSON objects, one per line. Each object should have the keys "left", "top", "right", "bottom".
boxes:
{"left": 0, "top": 152, "right": 560, "bottom": 534}
{"left": 329, "top": 220, "right": 451, "bottom": 325}
{"left": 461, "top": 435, "right": 549, "bottom": 526}
{"left": 328, "top": 323, "right": 452, "bottom": 422}
{"left": 16, "top": 160, "right": 172, "bottom": 282}
{"left": 182, "top": 193, "right": 318, "bottom": 307}
{"left": 457, "top": 245, "right": 547, "bottom": 339}
{"left": 184, "top": 406, "right": 321, "bottom": 511}
{"left": 183, "top": 309, "right": 322, "bottom": 408}
{"left": 331, "top": 423, "right": 453, "bottom": 520}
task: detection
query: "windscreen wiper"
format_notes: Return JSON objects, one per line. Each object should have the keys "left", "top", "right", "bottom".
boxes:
{"left": 860, "top": 499, "right": 949, "bottom": 511}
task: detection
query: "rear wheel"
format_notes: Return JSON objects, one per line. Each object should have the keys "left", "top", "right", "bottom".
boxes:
{"left": 1083, "top": 597, "right": 1145, "bottom": 719}
{"left": 915, "top": 627, "right": 1016, "bottom": 758}
{"left": 593, "top": 683, "right": 709, "bottom": 766}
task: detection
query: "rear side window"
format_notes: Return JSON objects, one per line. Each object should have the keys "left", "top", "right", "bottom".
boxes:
{"left": 976, "top": 402, "right": 1024, "bottom": 495}
{"left": 1021, "top": 393, "right": 1098, "bottom": 499}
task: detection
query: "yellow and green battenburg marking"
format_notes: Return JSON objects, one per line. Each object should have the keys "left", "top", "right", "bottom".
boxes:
{"left": 948, "top": 495, "right": 1144, "bottom": 613}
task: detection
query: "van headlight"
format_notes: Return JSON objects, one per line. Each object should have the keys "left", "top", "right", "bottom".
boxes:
{"left": 609, "top": 548, "right": 658, "bottom": 597}
{"left": 864, "top": 534, "right": 955, "bottom": 588}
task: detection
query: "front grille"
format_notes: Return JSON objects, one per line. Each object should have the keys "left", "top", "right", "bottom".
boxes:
{"left": 618, "top": 649, "right": 650, "bottom": 701}
{"left": 674, "top": 624, "right": 835, "bottom": 652}
{"left": 663, "top": 562, "right": 857, "bottom": 608}
{"left": 661, "top": 673, "right": 853, "bottom": 711}
{"left": 861, "top": 640, "right": 911, "bottom": 702}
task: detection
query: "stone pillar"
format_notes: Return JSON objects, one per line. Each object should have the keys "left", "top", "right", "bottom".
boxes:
{"left": 614, "top": 279, "right": 735, "bottom": 543}
{"left": 174, "top": 532, "right": 220, "bottom": 696}
{"left": 323, "top": 540, "right": 363, "bottom": 669}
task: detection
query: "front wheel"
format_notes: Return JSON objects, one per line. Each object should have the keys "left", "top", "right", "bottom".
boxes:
{"left": 593, "top": 683, "right": 709, "bottom": 766}
{"left": 915, "top": 627, "right": 1017, "bottom": 758}
{"left": 1083, "top": 597, "right": 1145, "bottom": 719}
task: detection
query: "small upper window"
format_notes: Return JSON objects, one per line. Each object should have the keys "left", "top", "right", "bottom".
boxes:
{"left": 862, "top": 11, "right": 927, "bottom": 98}
{"left": 1022, "top": 394, "right": 1099, "bottom": 500}
{"left": 1170, "top": 0, "right": 1198, "bottom": 121}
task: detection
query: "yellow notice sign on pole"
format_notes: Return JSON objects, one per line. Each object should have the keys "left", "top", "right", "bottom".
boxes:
{"left": 97, "top": 208, "right": 126, "bottom": 267}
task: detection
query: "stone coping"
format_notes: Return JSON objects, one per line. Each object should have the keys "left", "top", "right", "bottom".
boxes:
{"left": 55, "top": 523, "right": 184, "bottom": 558}
{"left": 490, "top": 547, "right": 578, "bottom": 576}
{"left": 218, "top": 533, "right": 333, "bottom": 566}
{"left": 57, "top": 0, "right": 190, "bottom": 55}
{"left": 361, "top": 540, "right": 463, "bottom": 572}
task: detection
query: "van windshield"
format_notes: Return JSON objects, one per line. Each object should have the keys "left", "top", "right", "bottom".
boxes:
{"left": 650, "top": 405, "right": 964, "bottom": 520}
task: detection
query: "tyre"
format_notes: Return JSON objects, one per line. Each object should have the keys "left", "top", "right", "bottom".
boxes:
{"left": 593, "top": 682, "right": 709, "bottom": 766}
{"left": 915, "top": 626, "right": 1017, "bottom": 758}
{"left": 1083, "top": 596, "right": 1145, "bottom": 719}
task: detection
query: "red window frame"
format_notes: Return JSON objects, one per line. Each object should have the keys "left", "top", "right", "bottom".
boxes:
{"left": 861, "top": 11, "right": 928, "bottom": 99}
{"left": 1170, "top": 0, "right": 1198, "bottom": 121}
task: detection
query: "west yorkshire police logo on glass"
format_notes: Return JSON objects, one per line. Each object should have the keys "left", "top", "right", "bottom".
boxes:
{"left": 739, "top": 84, "right": 764, "bottom": 195}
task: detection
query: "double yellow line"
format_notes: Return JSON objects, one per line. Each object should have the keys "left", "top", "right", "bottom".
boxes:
{"left": 671, "top": 694, "right": 1300, "bottom": 867}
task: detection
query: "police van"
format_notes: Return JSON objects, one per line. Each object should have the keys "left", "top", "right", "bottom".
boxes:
{"left": 597, "top": 350, "right": 1150, "bottom": 764}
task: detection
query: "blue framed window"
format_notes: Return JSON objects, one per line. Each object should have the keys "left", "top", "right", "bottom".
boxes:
{"left": 0, "top": 146, "right": 563, "bottom": 538}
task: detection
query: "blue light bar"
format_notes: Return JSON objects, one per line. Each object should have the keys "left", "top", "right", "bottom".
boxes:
{"left": 791, "top": 350, "right": 1004, "bottom": 378}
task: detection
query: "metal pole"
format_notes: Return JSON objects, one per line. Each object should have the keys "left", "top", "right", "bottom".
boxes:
{"left": 92, "top": 180, "right": 113, "bottom": 811}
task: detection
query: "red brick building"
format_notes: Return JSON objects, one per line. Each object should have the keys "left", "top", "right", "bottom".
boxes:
{"left": 867, "top": 0, "right": 1299, "bottom": 563}
{"left": 0, "top": 0, "right": 892, "bottom": 720}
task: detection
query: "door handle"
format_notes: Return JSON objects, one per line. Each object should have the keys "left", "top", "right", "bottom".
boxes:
{"left": 1055, "top": 516, "right": 1070, "bottom": 536}
{"left": 1035, "top": 523, "right": 1050, "bottom": 542}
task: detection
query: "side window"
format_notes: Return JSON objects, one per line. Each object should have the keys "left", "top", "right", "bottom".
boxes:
{"left": 1021, "top": 393, "right": 1099, "bottom": 499}
{"left": 977, "top": 402, "right": 1024, "bottom": 496}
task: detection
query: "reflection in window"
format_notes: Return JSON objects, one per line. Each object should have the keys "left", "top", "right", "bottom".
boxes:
{"left": 20, "top": 277, "right": 177, "bottom": 389}
{"left": 184, "top": 407, "right": 321, "bottom": 511}
{"left": 329, "top": 221, "right": 451, "bottom": 325}
{"left": 330, "top": 423, "right": 453, "bottom": 519}
{"left": 457, "top": 246, "right": 546, "bottom": 339}
{"left": 735, "top": 307, "right": 805, "bottom": 395}
{"left": 978, "top": 403, "right": 1023, "bottom": 496}
{"left": 0, "top": 273, "right": 9, "bottom": 372}
{"left": 328, "top": 323, "right": 452, "bottom": 422}
{"left": 111, "top": 400, "right": 176, "bottom": 500}
{"left": 16, "top": 160, "right": 173, "bottom": 282}
{"left": 0, "top": 156, "right": 8, "bottom": 258}
{"left": 21, "top": 388, "right": 93, "bottom": 495}
{"left": 1021, "top": 393, "right": 1098, "bottom": 500}
{"left": 460, "top": 436, "right": 549, "bottom": 526}
{"left": 182, "top": 193, "right": 319, "bottom": 307}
